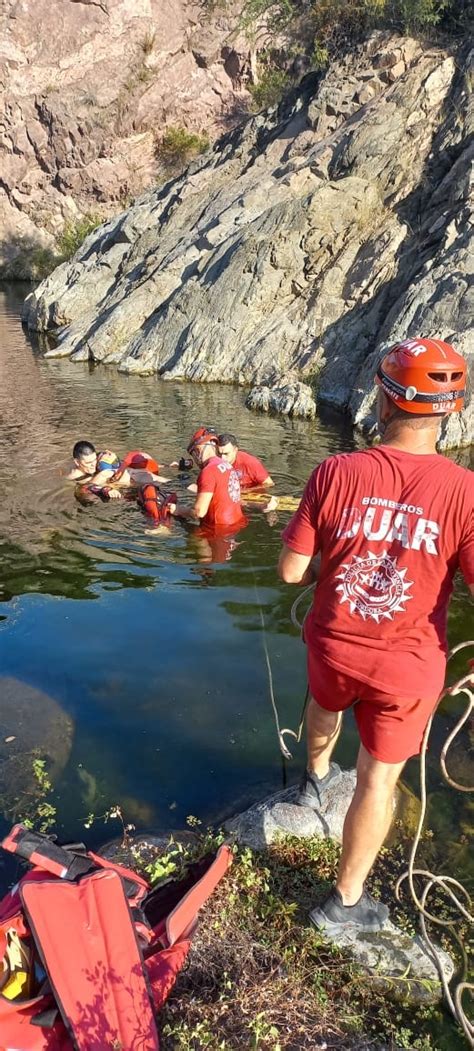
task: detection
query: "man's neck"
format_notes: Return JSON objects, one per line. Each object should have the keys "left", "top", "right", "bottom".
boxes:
{"left": 381, "top": 422, "right": 439, "bottom": 455}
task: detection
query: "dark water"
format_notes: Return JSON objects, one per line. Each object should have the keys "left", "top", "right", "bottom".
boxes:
{"left": 0, "top": 283, "right": 472, "bottom": 878}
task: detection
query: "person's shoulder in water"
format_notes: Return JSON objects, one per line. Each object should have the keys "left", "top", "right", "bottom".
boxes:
{"left": 66, "top": 440, "right": 120, "bottom": 481}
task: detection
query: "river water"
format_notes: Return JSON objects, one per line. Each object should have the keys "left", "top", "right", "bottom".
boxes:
{"left": 0, "top": 283, "right": 472, "bottom": 881}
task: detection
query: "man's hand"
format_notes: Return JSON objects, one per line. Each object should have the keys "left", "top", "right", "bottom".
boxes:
{"left": 108, "top": 489, "right": 122, "bottom": 500}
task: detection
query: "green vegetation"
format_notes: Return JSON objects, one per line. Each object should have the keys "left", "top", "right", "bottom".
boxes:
{"left": 146, "top": 829, "right": 456, "bottom": 1050}
{"left": 207, "top": 0, "right": 467, "bottom": 111}
{"left": 20, "top": 754, "right": 57, "bottom": 833}
{"left": 248, "top": 66, "right": 293, "bottom": 109}
{"left": 56, "top": 214, "right": 102, "bottom": 259}
{"left": 159, "top": 126, "right": 210, "bottom": 171}
{"left": 8, "top": 213, "right": 102, "bottom": 281}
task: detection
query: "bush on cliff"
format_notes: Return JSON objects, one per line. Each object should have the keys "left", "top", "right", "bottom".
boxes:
{"left": 158, "top": 127, "right": 210, "bottom": 172}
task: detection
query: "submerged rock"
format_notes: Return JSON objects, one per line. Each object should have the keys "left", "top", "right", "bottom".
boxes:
{"left": 0, "top": 677, "right": 73, "bottom": 819}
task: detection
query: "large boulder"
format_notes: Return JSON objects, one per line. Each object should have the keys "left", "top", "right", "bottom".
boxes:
{"left": 23, "top": 36, "right": 473, "bottom": 447}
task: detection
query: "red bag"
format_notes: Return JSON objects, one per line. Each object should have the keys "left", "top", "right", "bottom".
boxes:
{"left": 0, "top": 825, "right": 231, "bottom": 1050}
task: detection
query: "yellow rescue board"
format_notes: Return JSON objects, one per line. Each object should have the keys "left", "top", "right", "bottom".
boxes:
{"left": 242, "top": 492, "right": 301, "bottom": 512}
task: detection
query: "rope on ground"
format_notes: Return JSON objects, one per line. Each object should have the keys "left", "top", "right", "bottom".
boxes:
{"left": 395, "top": 640, "right": 474, "bottom": 1046}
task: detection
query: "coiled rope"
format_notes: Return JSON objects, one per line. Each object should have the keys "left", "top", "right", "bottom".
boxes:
{"left": 288, "top": 583, "right": 474, "bottom": 1043}
{"left": 395, "top": 639, "right": 474, "bottom": 1045}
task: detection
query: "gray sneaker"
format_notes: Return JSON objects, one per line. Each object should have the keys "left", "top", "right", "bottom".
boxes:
{"left": 296, "top": 763, "right": 341, "bottom": 809}
{"left": 310, "top": 887, "right": 389, "bottom": 933}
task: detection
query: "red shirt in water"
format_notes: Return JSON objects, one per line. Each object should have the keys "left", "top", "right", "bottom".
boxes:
{"left": 282, "top": 446, "right": 474, "bottom": 698}
{"left": 233, "top": 450, "right": 270, "bottom": 489}
{"left": 198, "top": 456, "right": 246, "bottom": 529}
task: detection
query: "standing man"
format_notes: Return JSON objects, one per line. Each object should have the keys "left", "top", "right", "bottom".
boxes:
{"left": 172, "top": 428, "right": 246, "bottom": 530}
{"left": 278, "top": 339, "right": 473, "bottom": 932}
{"left": 217, "top": 433, "right": 274, "bottom": 489}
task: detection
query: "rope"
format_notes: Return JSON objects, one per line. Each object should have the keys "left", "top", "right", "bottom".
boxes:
{"left": 395, "top": 639, "right": 474, "bottom": 1045}
{"left": 252, "top": 572, "right": 310, "bottom": 760}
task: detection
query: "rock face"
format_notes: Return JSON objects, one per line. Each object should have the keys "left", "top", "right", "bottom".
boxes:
{"left": 23, "top": 34, "right": 473, "bottom": 447}
{"left": 0, "top": 0, "right": 252, "bottom": 276}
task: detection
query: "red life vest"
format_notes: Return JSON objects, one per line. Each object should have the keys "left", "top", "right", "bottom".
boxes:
{"left": 112, "top": 450, "right": 160, "bottom": 482}
{"left": 138, "top": 485, "right": 177, "bottom": 524}
{"left": 0, "top": 824, "right": 231, "bottom": 1050}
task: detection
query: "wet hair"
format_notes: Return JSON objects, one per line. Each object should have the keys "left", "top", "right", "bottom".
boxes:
{"left": 217, "top": 433, "right": 238, "bottom": 447}
{"left": 73, "top": 440, "right": 96, "bottom": 460}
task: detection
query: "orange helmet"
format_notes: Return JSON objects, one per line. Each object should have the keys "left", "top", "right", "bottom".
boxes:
{"left": 376, "top": 338, "right": 466, "bottom": 415}
{"left": 187, "top": 427, "right": 217, "bottom": 455}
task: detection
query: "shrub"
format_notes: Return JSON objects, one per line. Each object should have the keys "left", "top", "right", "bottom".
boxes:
{"left": 249, "top": 66, "right": 293, "bottom": 108}
{"left": 159, "top": 126, "right": 210, "bottom": 171}
{"left": 57, "top": 214, "right": 102, "bottom": 261}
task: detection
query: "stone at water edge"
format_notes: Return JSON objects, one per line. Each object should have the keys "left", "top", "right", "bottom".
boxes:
{"left": 246, "top": 382, "right": 317, "bottom": 419}
{"left": 224, "top": 772, "right": 357, "bottom": 850}
{"left": 318, "top": 922, "right": 455, "bottom": 1006}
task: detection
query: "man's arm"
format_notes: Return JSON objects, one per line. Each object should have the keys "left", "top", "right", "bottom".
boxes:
{"left": 172, "top": 491, "right": 212, "bottom": 520}
{"left": 278, "top": 545, "right": 320, "bottom": 586}
{"left": 262, "top": 474, "right": 274, "bottom": 487}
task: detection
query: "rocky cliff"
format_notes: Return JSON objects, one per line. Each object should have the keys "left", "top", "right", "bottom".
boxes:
{"left": 23, "top": 33, "right": 473, "bottom": 448}
{"left": 1, "top": 0, "right": 252, "bottom": 276}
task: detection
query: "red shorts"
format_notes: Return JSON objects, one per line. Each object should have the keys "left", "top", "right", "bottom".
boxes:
{"left": 307, "top": 649, "right": 439, "bottom": 764}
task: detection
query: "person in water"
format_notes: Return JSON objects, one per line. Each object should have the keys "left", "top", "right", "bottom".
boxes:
{"left": 170, "top": 428, "right": 246, "bottom": 531}
{"left": 217, "top": 433, "right": 274, "bottom": 489}
{"left": 67, "top": 441, "right": 120, "bottom": 482}
{"left": 278, "top": 338, "right": 474, "bottom": 933}
{"left": 68, "top": 442, "right": 169, "bottom": 498}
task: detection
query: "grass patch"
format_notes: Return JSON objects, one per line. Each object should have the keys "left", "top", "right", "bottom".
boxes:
{"left": 159, "top": 126, "right": 210, "bottom": 171}
{"left": 117, "top": 827, "right": 459, "bottom": 1050}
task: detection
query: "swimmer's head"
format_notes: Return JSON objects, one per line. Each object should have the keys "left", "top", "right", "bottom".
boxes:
{"left": 217, "top": 433, "right": 238, "bottom": 465}
{"left": 73, "top": 440, "right": 97, "bottom": 475}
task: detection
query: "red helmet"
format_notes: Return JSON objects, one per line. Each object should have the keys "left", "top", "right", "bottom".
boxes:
{"left": 376, "top": 338, "right": 466, "bottom": 415}
{"left": 187, "top": 427, "right": 217, "bottom": 455}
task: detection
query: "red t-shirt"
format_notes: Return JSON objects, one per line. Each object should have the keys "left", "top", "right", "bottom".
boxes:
{"left": 233, "top": 450, "right": 270, "bottom": 489}
{"left": 282, "top": 446, "right": 474, "bottom": 698}
{"left": 198, "top": 456, "right": 245, "bottom": 528}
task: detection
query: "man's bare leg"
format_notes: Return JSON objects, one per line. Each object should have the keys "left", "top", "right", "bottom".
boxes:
{"left": 306, "top": 697, "right": 342, "bottom": 778}
{"left": 336, "top": 744, "right": 405, "bottom": 904}
{"left": 298, "top": 698, "right": 343, "bottom": 808}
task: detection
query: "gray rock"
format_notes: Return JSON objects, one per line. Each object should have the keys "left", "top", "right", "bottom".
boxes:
{"left": 320, "top": 921, "right": 454, "bottom": 1006}
{"left": 23, "top": 36, "right": 473, "bottom": 449}
{"left": 224, "top": 773, "right": 356, "bottom": 849}
{"left": 246, "top": 380, "right": 317, "bottom": 418}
